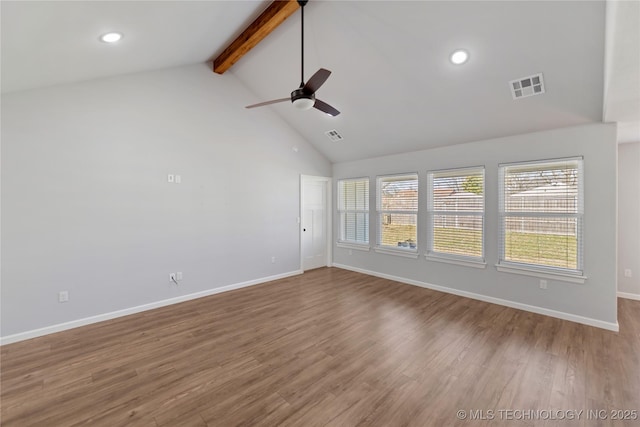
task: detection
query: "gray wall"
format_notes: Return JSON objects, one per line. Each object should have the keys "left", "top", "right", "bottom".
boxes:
{"left": 333, "top": 123, "right": 618, "bottom": 326}
{"left": 617, "top": 142, "right": 640, "bottom": 297}
{"left": 1, "top": 63, "right": 331, "bottom": 338}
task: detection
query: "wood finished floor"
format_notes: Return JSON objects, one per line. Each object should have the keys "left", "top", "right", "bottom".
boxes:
{"left": 1, "top": 268, "right": 639, "bottom": 426}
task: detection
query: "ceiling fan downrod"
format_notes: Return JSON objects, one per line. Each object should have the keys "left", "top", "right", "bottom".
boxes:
{"left": 298, "top": 0, "right": 309, "bottom": 86}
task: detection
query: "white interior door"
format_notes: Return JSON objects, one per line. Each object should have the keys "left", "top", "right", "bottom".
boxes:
{"left": 301, "top": 176, "right": 330, "bottom": 271}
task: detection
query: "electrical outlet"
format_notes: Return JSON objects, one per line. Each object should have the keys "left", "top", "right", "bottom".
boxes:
{"left": 271, "top": 256, "right": 276, "bottom": 264}
{"left": 624, "top": 269, "right": 632, "bottom": 278}
{"left": 175, "top": 175, "right": 181, "bottom": 184}
{"left": 169, "top": 273, "right": 177, "bottom": 283}
{"left": 539, "top": 280, "right": 548, "bottom": 289}
{"left": 168, "top": 174, "right": 175, "bottom": 183}
{"left": 58, "top": 291, "right": 69, "bottom": 303}
{"left": 177, "top": 272, "right": 183, "bottom": 281}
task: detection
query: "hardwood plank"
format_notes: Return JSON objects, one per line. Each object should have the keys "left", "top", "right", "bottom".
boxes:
{"left": 1, "top": 268, "right": 638, "bottom": 426}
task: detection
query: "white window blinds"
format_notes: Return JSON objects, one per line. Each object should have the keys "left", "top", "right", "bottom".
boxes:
{"left": 377, "top": 174, "right": 418, "bottom": 250}
{"left": 499, "top": 157, "right": 583, "bottom": 273}
{"left": 427, "top": 168, "right": 484, "bottom": 260}
{"left": 337, "top": 178, "right": 369, "bottom": 244}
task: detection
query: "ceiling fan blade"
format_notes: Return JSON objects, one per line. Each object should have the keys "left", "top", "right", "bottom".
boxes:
{"left": 245, "top": 98, "right": 290, "bottom": 109}
{"left": 303, "top": 68, "right": 331, "bottom": 94}
{"left": 314, "top": 99, "right": 340, "bottom": 116}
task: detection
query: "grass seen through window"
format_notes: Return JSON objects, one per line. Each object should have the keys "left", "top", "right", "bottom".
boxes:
{"left": 381, "top": 224, "right": 577, "bottom": 268}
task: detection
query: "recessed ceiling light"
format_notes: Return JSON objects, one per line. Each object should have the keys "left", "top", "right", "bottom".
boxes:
{"left": 450, "top": 49, "right": 469, "bottom": 65}
{"left": 99, "top": 32, "right": 123, "bottom": 43}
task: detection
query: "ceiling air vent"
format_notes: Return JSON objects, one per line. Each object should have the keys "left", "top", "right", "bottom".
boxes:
{"left": 510, "top": 73, "right": 545, "bottom": 100}
{"left": 325, "top": 129, "right": 344, "bottom": 142}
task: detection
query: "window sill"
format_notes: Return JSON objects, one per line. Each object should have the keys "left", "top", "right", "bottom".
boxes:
{"left": 336, "top": 242, "right": 370, "bottom": 251}
{"left": 374, "top": 246, "right": 419, "bottom": 259}
{"left": 425, "top": 254, "right": 486, "bottom": 269}
{"left": 495, "top": 263, "right": 587, "bottom": 284}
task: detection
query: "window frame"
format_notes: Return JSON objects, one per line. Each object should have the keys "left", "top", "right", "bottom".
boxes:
{"left": 426, "top": 166, "right": 486, "bottom": 267}
{"left": 496, "top": 157, "right": 586, "bottom": 283}
{"left": 375, "top": 173, "right": 419, "bottom": 258}
{"left": 336, "top": 177, "right": 370, "bottom": 249}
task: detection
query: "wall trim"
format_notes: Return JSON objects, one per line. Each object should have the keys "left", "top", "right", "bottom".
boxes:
{"left": 333, "top": 263, "right": 619, "bottom": 332}
{"left": 617, "top": 291, "right": 640, "bottom": 301}
{"left": 0, "top": 270, "right": 303, "bottom": 346}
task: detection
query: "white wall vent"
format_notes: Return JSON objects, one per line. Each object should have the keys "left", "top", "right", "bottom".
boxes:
{"left": 325, "top": 129, "right": 344, "bottom": 142}
{"left": 510, "top": 73, "right": 545, "bottom": 100}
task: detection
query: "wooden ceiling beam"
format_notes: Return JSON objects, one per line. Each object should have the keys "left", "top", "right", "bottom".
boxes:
{"left": 213, "top": 0, "right": 300, "bottom": 74}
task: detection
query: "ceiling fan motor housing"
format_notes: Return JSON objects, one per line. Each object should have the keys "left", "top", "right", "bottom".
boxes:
{"left": 291, "top": 88, "right": 315, "bottom": 110}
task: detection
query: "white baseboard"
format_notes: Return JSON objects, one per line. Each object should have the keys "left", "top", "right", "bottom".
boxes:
{"left": 333, "top": 263, "right": 619, "bottom": 332}
{"left": 0, "top": 270, "right": 303, "bottom": 346}
{"left": 618, "top": 291, "right": 640, "bottom": 301}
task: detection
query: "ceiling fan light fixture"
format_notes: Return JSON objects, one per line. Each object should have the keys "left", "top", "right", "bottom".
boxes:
{"left": 450, "top": 49, "right": 469, "bottom": 65}
{"left": 291, "top": 88, "right": 315, "bottom": 110}
{"left": 292, "top": 97, "right": 315, "bottom": 110}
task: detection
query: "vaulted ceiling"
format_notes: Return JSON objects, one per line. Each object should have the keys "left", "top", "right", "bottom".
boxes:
{"left": 2, "top": 1, "right": 638, "bottom": 163}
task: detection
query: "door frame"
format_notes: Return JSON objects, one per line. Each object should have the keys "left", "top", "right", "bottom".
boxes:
{"left": 300, "top": 175, "right": 332, "bottom": 271}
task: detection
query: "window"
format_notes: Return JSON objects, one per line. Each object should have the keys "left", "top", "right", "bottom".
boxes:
{"left": 498, "top": 158, "right": 583, "bottom": 276}
{"left": 427, "top": 167, "right": 484, "bottom": 262}
{"left": 337, "top": 178, "right": 369, "bottom": 245}
{"left": 377, "top": 174, "right": 418, "bottom": 251}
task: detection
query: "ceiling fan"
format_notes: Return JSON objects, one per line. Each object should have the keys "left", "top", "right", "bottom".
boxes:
{"left": 245, "top": 0, "right": 340, "bottom": 116}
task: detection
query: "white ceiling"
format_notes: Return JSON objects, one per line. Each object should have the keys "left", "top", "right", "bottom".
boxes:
{"left": 2, "top": 1, "right": 638, "bottom": 163}
{"left": 0, "top": 0, "right": 271, "bottom": 93}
